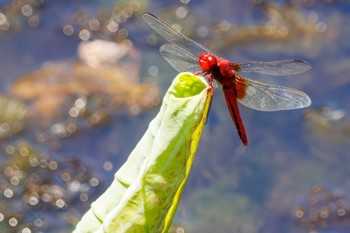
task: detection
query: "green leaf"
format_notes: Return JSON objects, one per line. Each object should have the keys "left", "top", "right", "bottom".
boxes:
{"left": 73, "top": 72, "right": 212, "bottom": 233}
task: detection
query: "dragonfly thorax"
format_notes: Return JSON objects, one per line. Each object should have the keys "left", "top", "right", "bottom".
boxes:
{"left": 217, "top": 58, "right": 235, "bottom": 78}
{"left": 198, "top": 52, "right": 217, "bottom": 72}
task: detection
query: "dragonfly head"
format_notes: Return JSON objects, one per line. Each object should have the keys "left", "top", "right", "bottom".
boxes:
{"left": 199, "top": 52, "right": 217, "bottom": 72}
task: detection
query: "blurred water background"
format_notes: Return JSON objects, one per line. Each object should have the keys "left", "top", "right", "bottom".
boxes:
{"left": 0, "top": 0, "right": 350, "bottom": 232}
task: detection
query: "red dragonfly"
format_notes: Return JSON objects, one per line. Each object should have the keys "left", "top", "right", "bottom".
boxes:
{"left": 143, "top": 13, "right": 311, "bottom": 146}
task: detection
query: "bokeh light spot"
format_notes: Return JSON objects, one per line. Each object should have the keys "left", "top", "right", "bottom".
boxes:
{"left": 63, "top": 24, "right": 74, "bottom": 36}
{"left": 176, "top": 6, "right": 188, "bottom": 19}
{"left": 75, "top": 98, "right": 86, "bottom": 109}
{"left": 337, "top": 208, "right": 346, "bottom": 216}
{"left": 88, "top": 19, "right": 100, "bottom": 31}
{"left": 218, "top": 20, "right": 230, "bottom": 31}
{"left": 106, "top": 20, "right": 118, "bottom": 33}
{"left": 55, "top": 199, "right": 66, "bottom": 208}
{"left": 48, "top": 161, "right": 58, "bottom": 170}
{"left": 61, "top": 172, "right": 71, "bottom": 182}
{"left": 29, "top": 196, "right": 39, "bottom": 206}
{"left": 148, "top": 65, "right": 159, "bottom": 76}
{"left": 69, "top": 107, "right": 80, "bottom": 118}
{"left": 103, "top": 161, "right": 113, "bottom": 171}
{"left": 10, "top": 176, "right": 19, "bottom": 185}
{"left": 5, "top": 144, "right": 15, "bottom": 154}
{"left": 19, "top": 147, "right": 29, "bottom": 156}
{"left": 22, "top": 227, "right": 31, "bottom": 233}
{"left": 4, "top": 188, "right": 14, "bottom": 198}
{"left": 180, "top": 0, "right": 190, "bottom": 4}
{"left": 22, "top": 5, "right": 33, "bottom": 17}
{"left": 79, "top": 29, "right": 91, "bottom": 41}
{"left": 89, "top": 177, "right": 99, "bottom": 187}
{"left": 80, "top": 193, "right": 88, "bottom": 202}
{"left": 117, "top": 28, "right": 128, "bottom": 39}
{"left": 0, "top": 13, "right": 7, "bottom": 25}
{"left": 146, "top": 35, "right": 158, "bottom": 45}
{"left": 9, "top": 217, "right": 18, "bottom": 226}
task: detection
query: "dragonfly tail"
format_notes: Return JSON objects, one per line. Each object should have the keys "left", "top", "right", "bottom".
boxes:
{"left": 222, "top": 82, "right": 248, "bottom": 146}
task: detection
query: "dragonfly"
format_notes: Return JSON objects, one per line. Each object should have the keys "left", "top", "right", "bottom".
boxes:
{"left": 143, "top": 13, "right": 311, "bottom": 146}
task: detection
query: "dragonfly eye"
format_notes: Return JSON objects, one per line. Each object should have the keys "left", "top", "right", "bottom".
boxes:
{"left": 199, "top": 52, "right": 217, "bottom": 72}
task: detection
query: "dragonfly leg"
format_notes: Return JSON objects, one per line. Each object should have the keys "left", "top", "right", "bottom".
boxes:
{"left": 194, "top": 71, "right": 213, "bottom": 124}
{"left": 204, "top": 74, "right": 214, "bottom": 124}
{"left": 208, "top": 75, "right": 214, "bottom": 96}
{"left": 195, "top": 71, "right": 215, "bottom": 95}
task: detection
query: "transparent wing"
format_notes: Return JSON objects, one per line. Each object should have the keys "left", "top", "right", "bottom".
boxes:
{"left": 235, "top": 60, "right": 312, "bottom": 76}
{"left": 160, "top": 43, "right": 202, "bottom": 73}
{"left": 236, "top": 75, "right": 311, "bottom": 111}
{"left": 143, "top": 13, "right": 215, "bottom": 59}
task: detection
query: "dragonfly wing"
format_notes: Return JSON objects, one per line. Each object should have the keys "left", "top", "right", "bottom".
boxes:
{"left": 235, "top": 60, "right": 312, "bottom": 76}
{"left": 160, "top": 43, "right": 202, "bottom": 73}
{"left": 143, "top": 13, "right": 215, "bottom": 58}
{"left": 236, "top": 75, "right": 311, "bottom": 111}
